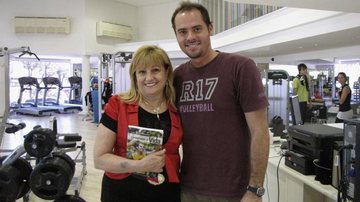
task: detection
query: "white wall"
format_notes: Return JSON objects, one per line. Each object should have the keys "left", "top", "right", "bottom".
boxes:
{"left": 0, "top": 0, "right": 142, "bottom": 56}
{"left": 84, "top": 0, "right": 138, "bottom": 55}
{"left": 0, "top": 0, "right": 86, "bottom": 56}
{"left": 0, "top": 0, "right": 139, "bottom": 117}
{"left": 137, "top": 1, "right": 181, "bottom": 41}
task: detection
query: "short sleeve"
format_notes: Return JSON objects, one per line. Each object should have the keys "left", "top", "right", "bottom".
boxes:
{"left": 237, "top": 59, "right": 268, "bottom": 113}
{"left": 293, "top": 77, "right": 299, "bottom": 89}
{"left": 103, "top": 95, "right": 120, "bottom": 120}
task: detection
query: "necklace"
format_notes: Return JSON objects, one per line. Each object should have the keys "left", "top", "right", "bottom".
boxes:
{"left": 143, "top": 99, "right": 164, "bottom": 120}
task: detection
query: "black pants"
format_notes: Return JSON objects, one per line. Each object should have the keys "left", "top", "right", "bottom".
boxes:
{"left": 101, "top": 174, "right": 180, "bottom": 202}
{"left": 299, "top": 102, "right": 307, "bottom": 124}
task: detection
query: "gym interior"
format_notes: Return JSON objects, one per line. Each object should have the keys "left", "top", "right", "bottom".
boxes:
{"left": 1, "top": 0, "right": 360, "bottom": 202}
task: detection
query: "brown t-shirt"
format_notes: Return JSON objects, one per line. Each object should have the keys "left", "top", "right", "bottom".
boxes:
{"left": 174, "top": 52, "right": 268, "bottom": 199}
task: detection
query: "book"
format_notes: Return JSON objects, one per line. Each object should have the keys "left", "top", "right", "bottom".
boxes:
{"left": 126, "top": 125, "right": 164, "bottom": 185}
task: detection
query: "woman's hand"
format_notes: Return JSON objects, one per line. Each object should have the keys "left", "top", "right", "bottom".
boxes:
{"left": 138, "top": 149, "right": 166, "bottom": 173}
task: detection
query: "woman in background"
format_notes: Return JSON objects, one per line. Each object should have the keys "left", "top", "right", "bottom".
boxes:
{"left": 336, "top": 72, "right": 353, "bottom": 123}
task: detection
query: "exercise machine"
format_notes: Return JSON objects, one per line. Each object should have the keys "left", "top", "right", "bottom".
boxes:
{"left": 267, "top": 70, "right": 290, "bottom": 135}
{"left": 0, "top": 116, "right": 87, "bottom": 201}
{"left": 41, "top": 77, "right": 82, "bottom": 113}
{"left": 1, "top": 47, "right": 40, "bottom": 143}
{"left": 68, "top": 76, "right": 82, "bottom": 104}
{"left": 13, "top": 76, "right": 58, "bottom": 116}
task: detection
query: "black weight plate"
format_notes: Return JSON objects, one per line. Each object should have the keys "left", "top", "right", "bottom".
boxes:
{"left": 30, "top": 156, "right": 73, "bottom": 200}
{"left": 0, "top": 166, "right": 18, "bottom": 202}
{"left": 52, "top": 152, "right": 75, "bottom": 173}
{"left": 24, "top": 128, "right": 55, "bottom": 158}
{"left": 0, "top": 156, "right": 22, "bottom": 202}
{"left": 12, "top": 157, "right": 32, "bottom": 199}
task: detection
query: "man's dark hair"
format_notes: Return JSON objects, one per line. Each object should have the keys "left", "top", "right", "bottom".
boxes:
{"left": 171, "top": 2, "right": 211, "bottom": 31}
{"left": 297, "top": 63, "right": 307, "bottom": 72}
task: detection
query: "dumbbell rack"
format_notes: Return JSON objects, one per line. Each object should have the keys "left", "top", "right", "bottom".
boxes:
{"left": 0, "top": 142, "right": 87, "bottom": 201}
{"left": 50, "top": 116, "right": 87, "bottom": 198}
{"left": 0, "top": 117, "right": 87, "bottom": 201}
{"left": 55, "top": 140, "right": 87, "bottom": 197}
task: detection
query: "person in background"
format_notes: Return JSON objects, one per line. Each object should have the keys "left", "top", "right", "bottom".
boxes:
{"left": 336, "top": 72, "right": 353, "bottom": 123}
{"left": 171, "top": 2, "right": 269, "bottom": 202}
{"left": 93, "top": 45, "right": 183, "bottom": 202}
{"left": 293, "top": 63, "right": 311, "bottom": 124}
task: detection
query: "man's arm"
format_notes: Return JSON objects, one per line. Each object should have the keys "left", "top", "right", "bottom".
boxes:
{"left": 241, "top": 107, "right": 270, "bottom": 202}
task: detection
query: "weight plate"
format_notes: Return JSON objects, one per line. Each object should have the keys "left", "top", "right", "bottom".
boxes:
{"left": 0, "top": 156, "right": 32, "bottom": 202}
{"left": 12, "top": 157, "right": 32, "bottom": 199}
{"left": 30, "top": 155, "right": 73, "bottom": 200}
{"left": 24, "top": 128, "right": 55, "bottom": 158}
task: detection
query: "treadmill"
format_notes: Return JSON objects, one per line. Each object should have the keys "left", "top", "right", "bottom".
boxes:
{"left": 68, "top": 76, "right": 82, "bottom": 104}
{"left": 13, "top": 77, "right": 58, "bottom": 116}
{"left": 42, "top": 77, "right": 82, "bottom": 113}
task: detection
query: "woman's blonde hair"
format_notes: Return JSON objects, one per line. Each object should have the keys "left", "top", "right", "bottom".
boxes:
{"left": 119, "top": 45, "right": 176, "bottom": 108}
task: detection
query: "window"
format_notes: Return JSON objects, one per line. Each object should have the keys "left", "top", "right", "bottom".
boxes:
{"left": 10, "top": 58, "right": 72, "bottom": 106}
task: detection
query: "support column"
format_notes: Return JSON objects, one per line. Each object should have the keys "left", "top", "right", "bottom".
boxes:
{"left": 81, "top": 55, "right": 91, "bottom": 114}
{"left": 0, "top": 57, "right": 5, "bottom": 117}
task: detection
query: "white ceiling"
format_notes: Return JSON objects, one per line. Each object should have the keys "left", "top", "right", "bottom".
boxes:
{"left": 115, "top": 0, "right": 360, "bottom": 13}
{"left": 114, "top": 0, "right": 360, "bottom": 65}
{"left": 241, "top": 27, "right": 360, "bottom": 59}
{"left": 114, "top": 0, "right": 178, "bottom": 7}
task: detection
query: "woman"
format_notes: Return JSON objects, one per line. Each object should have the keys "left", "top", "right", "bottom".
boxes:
{"left": 336, "top": 72, "right": 353, "bottom": 123}
{"left": 94, "top": 45, "right": 183, "bottom": 202}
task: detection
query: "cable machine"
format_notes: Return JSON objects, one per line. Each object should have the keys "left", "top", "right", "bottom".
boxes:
{"left": 113, "top": 51, "right": 133, "bottom": 94}
{"left": 266, "top": 69, "right": 290, "bottom": 136}
{"left": 93, "top": 53, "right": 114, "bottom": 122}
{"left": 93, "top": 52, "right": 133, "bottom": 122}
{"left": 0, "top": 46, "right": 39, "bottom": 143}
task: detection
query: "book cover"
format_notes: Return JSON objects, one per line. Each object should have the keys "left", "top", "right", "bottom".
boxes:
{"left": 126, "top": 125, "right": 164, "bottom": 185}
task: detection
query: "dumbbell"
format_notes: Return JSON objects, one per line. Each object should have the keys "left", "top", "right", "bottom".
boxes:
{"left": 0, "top": 156, "right": 32, "bottom": 202}
{"left": 29, "top": 152, "right": 75, "bottom": 200}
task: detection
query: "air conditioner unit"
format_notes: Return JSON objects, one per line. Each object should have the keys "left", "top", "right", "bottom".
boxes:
{"left": 14, "top": 16, "right": 70, "bottom": 34}
{"left": 96, "top": 21, "right": 134, "bottom": 40}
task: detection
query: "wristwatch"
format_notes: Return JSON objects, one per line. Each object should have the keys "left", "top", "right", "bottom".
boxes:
{"left": 247, "top": 185, "right": 265, "bottom": 197}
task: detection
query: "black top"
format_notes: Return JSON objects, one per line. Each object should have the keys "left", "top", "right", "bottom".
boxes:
{"left": 99, "top": 107, "right": 180, "bottom": 202}
{"left": 339, "top": 84, "right": 352, "bottom": 112}
{"left": 138, "top": 107, "right": 171, "bottom": 145}
{"left": 100, "top": 106, "right": 172, "bottom": 180}
{"left": 100, "top": 107, "right": 171, "bottom": 144}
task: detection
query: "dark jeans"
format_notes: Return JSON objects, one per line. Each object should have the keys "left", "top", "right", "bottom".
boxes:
{"left": 299, "top": 101, "right": 308, "bottom": 124}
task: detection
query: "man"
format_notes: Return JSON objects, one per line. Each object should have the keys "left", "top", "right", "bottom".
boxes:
{"left": 171, "top": 2, "right": 270, "bottom": 202}
{"left": 293, "top": 63, "right": 311, "bottom": 124}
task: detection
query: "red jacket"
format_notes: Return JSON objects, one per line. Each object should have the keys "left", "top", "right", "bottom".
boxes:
{"left": 104, "top": 96, "right": 183, "bottom": 183}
